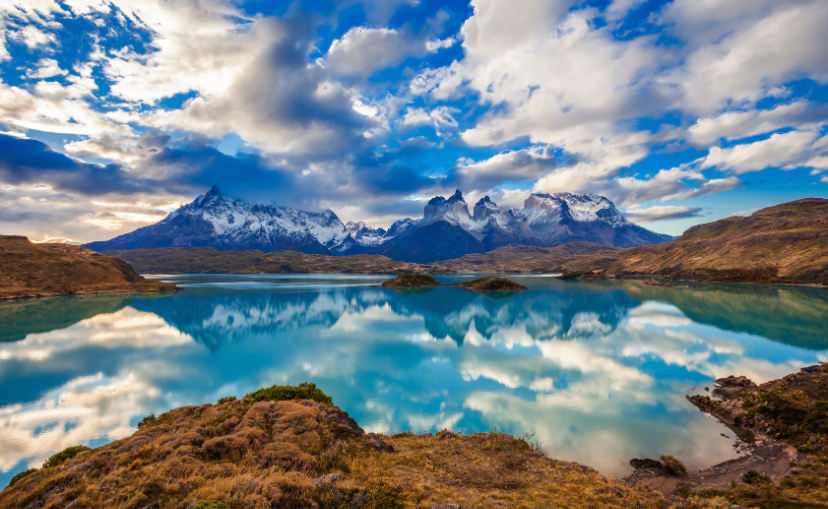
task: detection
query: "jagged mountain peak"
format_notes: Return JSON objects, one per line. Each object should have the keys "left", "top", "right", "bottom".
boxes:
{"left": 86, "top": 185, "right": 673, "bottom": 263}
{"left": 429, "top": 189, "right": 465, "bottom": 205}
{"left": 475, "top": 195, "right": 499, "bottom": 210}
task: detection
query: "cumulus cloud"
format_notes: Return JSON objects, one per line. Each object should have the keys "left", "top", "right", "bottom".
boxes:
{"left": 686, "top": 102, "right": 828, "bottom": 146}
{"left": 326, "top": 27, "right": 420, "bottom": 78}
{"left": 624, "top": 205, "right": 705, "bottom": 224}
{"left": 702, "top": 130, "right": 828, "bottom": 174}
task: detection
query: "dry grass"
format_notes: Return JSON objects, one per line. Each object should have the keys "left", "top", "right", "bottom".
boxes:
{"left": 608, "top": 198, "right": 828, "bottom": 284}
{"left": 0, "top": 390, "right": 673, "bottom": 509}
{"left": 0, "top": 236, "right": 176, "bottom": 300}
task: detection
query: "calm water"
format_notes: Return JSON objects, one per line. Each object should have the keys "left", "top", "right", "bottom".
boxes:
{"left": 2, "top": 274, "right": 827, "bottom": 486}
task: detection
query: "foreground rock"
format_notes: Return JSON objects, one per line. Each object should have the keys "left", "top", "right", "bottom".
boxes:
{"left": 608, "top": 198, "right": 828, "bottom": 284}
{"left": 0, "top": 383, "right": 667, "bottom": 509}
{"left": 0, "top": 236, "right": 176, "bottom": 300}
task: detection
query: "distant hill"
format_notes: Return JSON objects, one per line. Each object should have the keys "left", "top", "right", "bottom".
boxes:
{"left": 607, "top": 198, "right": 828, "bottom": 284}
{"left": 104, "top": 247, "right": 433, "bottom": 275}
{"left": 105, "top": 241, "right": 623, "bottom": 275}
{"left": 0, "top": 236, "right": 176, "bottom": 300}
{"left": 431, "top": 242, "right": 625, "bottom": 273}
{"left": 85, "top": 186, "right": 672, "bottom": 263}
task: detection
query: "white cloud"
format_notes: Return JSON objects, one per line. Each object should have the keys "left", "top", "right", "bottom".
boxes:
{"left": 326, "top": 27, "right": 418, "bottom": 78}
{"left": 664, "top": 1, "right": 828, "bottom": 116}
{"left": 26, "top": 58, "right": 68, "bottom": 79}
{"left": 0, "top": 79, "right": 132, "bottom": 136}
{"left": 624, "top": 205, "right": 704, "bottom": 224}
{"left": 687, "top": 101, "right": 822, "bottom": 146}
{"left": 702, "top": 130, "right": 828, "bottom": 174}
{"left": 8, "top": 25, "right": 57, "bottom": 49}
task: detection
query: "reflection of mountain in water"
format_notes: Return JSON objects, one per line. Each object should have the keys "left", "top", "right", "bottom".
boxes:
{"left": 131, "top": 290, "right": 354, "bottom": 351}
{"left": 130, "top": 284, "right": 640, "bottom": 351}
{"left": 0, "top": 294, "right": 137, "bottom": 342}
{"left": 619, "top": 282, "right": 828, "bottom": 350}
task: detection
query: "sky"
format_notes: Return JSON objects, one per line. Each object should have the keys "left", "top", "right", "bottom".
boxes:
{"left": 0, "top": 0, "right": 827, "bottom": 243}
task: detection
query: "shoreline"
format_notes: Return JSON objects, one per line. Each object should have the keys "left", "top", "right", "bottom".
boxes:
{"left": 4, "top": 366, "right": 827, "bottom": 508}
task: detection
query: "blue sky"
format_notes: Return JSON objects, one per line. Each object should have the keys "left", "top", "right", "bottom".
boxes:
{"left": 0, "top": 0, "right": 827, "bottom": 242}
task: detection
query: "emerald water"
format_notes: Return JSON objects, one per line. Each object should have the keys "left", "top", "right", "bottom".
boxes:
{"left": 2, "top": 274, "right": 827, "bottom": 486}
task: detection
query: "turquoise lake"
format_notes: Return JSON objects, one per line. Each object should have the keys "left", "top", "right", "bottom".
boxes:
{"left": 2, "top": 274, "right": 827, "bottom": 487}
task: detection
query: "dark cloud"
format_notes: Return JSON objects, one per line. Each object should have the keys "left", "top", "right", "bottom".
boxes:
{"left": 0, "top": 135, "right": 149, "bottom": 196}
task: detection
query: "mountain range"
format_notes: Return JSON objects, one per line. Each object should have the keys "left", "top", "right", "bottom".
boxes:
{"left": 84, "top": 186, "right": 673, "bottom": 262}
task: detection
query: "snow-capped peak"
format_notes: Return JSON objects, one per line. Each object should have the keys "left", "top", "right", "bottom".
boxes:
{"left": 521, "top": 192, "right": 628, "bottom": 227}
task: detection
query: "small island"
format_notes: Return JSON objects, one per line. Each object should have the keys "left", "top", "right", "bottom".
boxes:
{"left": 382, "top": 274, "right": 527, "bottom": 293}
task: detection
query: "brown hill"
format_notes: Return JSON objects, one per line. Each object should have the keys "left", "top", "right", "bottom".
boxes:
{"left": 105, "top": 247, "right": 436, "bottom": 275}
{"left": 0, "top": 236, "right": 176, "bottom": 300}
{"left": 432, "top": 242, "right": 626, "bottom": 273}
{"left": 607, "top": 198, "right": 828, "bottom": 284}
{"left": 0, "top": 383, "right": 665, "bottom": 509}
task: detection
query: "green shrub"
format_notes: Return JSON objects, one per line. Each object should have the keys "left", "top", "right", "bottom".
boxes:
{"left": 246, "top": 382, "right": 332, "bottom": 406}
{"left": 217, "top": 396, "right": 237, "bottom": 405}
{"left": 8, "top": 468, "right": 37, "bottom": 486}
{"left": 137, "top": 413, "right": 157, "bottom": 429}
{"left": 43, "top": 445, "right": 91, "bottom": 468}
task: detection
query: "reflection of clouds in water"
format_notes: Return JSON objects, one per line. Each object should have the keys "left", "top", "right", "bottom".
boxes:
{"left": 0, "top": 372, "right": 158, "bottom": 473}
{"left": 4, "top": 281, "right": 827, "bottom": 484}
{"left": 465, "top": 389, "right": 738, "bottom": 476}
{"left": 0, "top": 308, "right": 191, "bottom": 362}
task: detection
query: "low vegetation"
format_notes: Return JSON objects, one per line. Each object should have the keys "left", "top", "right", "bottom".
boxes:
{"left": 0, "top": 383, "right": 675, "bottom": 509}
{"left": 0, "top": 236, "right": 176, "bottom": 300}
{"left": 457, "top": 277, "right": 527, "bottom": 292}
{"left": 382, "top": 275, "right": 527, "bottom": 294}
{"left": 681, "top": 364, "right": 828, "bottom": 508}
{"left": 381, "top": 274, "right": 440, "bottom": 288}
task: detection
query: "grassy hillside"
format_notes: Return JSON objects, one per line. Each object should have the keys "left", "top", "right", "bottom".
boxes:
{"left": 0, "top": 384, "right": 670, "bottom": 509}
{"left": 607, "top": 198, "right": 828, "bottom": 284}
{"left": 0, "top": 236, "right": 176, "bottom": 300}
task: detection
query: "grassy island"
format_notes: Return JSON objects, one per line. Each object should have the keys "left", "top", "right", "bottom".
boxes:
{"left": 382, "top": 275, "right": 527, "bottom": 293}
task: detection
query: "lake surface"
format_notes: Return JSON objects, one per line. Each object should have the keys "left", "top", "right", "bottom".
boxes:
{"left": 2, "top": 274, "right": 827, "bottom": 487}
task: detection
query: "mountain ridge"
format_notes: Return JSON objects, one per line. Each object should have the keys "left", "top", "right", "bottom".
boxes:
{"left": 85, "top": 186, "right": 673, "bottom": 262}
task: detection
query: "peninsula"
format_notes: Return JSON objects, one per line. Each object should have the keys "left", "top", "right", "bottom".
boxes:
{"left": 0, "top": 236, "right": 176, "bottom": 300}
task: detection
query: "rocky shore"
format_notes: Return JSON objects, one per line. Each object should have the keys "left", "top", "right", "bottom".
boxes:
{"left": 625, "top": 364, "right": 828, "bottom": 507}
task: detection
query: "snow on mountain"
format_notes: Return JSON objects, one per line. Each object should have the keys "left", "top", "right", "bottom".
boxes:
{"left": 85, "top": 185, "right": 672, "bottom": 260}
{"left": 344, "top": 221, "right": 388, "bottom": 247}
